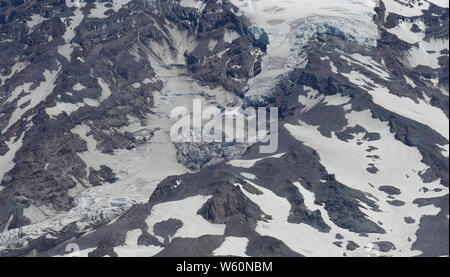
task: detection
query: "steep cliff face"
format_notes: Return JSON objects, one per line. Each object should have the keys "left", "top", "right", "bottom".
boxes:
{"left": 0, "top": 0, "right": 448, "bottom": 257}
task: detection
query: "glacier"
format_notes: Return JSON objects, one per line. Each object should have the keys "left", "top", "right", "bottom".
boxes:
{"left": 229, "top": 0, "right": 379, "bottom": 103}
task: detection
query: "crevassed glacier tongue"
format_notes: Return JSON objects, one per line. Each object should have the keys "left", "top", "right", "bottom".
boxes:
{"left": 229, "top": 0, "right": 378, "bottom": 103}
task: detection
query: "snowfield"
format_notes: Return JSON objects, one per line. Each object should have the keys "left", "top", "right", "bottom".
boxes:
{"left": 0, "top": 0, "right": 448, "bottom": 257}
{"left": 284, "top": 108, "right": 448, "bottom": 256}
{"left": 229, "top": 0, "right": 378, "bottom": 102}
{"left": 146, "top": 195, "right": 226, "bottom": 240}
{"left": 341, "top": 70, "right": 449, "bottom": 140}
{"left": 0, "top": 14, "right": 244, "bottom": 253}
{"left": 382, "top": 0, "right": 430, "bottom": 17}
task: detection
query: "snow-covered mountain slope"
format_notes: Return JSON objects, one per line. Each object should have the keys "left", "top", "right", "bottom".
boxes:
{"left": 0, "top": 0, "right": 448, "bottom": 257}
{"left": 0, "top": 0, "right": 263, "bottom": 253}
{"left": 230, "top": 0, "right": 378, "bottom": 102}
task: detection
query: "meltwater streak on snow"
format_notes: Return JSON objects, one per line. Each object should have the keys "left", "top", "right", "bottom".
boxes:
{"left": 284, "top": 109, "right": 448, "bottom": 256}
{"left": 342, "top": 70, "right": 449, "bottom": 140}
{"left": 229, "top": 0, "right": 378, "bottom": 102}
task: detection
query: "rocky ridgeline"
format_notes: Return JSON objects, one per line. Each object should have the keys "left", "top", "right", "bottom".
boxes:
{"left": 0, "top": 0, "right": 265, "bottom": 245}
{"left": 0, "top": 0, "right": 448, "bottom": 257}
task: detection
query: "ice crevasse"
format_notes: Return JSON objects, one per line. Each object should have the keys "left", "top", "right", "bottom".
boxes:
{"left": 228, "top": 0, "right": 379, "bottom": 101}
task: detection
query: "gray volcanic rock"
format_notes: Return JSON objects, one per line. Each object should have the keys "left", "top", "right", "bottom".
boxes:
{"left": 197, "top": 182, "right": 264, "bottom": 224}
{"left": 374, "top": 241, "right": 396, "bottom": 253}
{"left": 346, "top": 241, "right": 360, "bottom": 251}
{"left": 0, "top": 0, "right": 264, "bottom": 233}
{"left": 412, "top": 195, "right": 449, "bottom": 257}
{"left": 153, "top": 218, "right": 183, "bottom": 244}
{"left": 154, "top": 235, "right": 225, "bottom": 257}
{"left": 0, "top": 0, "right": 448, "bottom": 258}
{"left": 378, "top": 185, "right": 401, "bottom": 196}
{"left": 175, "top": 141, "right": 248, "bottom": 170}
{"left": 246, "top": 235, "right": 303, "bottom": 257}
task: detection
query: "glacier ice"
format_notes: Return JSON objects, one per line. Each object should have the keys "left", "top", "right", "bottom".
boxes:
{"left": 229, "top": 0, "right": 379, "bottom": 102}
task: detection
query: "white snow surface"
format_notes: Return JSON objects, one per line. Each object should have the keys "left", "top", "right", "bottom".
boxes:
{"left": 407, "top": 39, "right": 449, "bottom": 69}
{"left": 426, "top": 0, "right": 449, "bottom": 8}
{"left": 382, "top": 0, "right": 430, "bottom": 17}
{"left": 224, "top": 29, "right": 241, "bottom": 44}
{"left": 229, "top": 0, "right": 378, "bottom": 101}
{"left": 46, "top": 78, "right": 112, "bottom": 117}
{"left": 3, "top": 67, "right": 60, "bottom": 134}
{"left": 0, "top": 22, "right": 246, "bottom": 255}
{"left": 386, "top": 18, "right": 426, "bottom": 44}
{"left": 0, "top": 133, "right": 25, "bottom": 182}
{"left": 283, "top": 109, "right": 448, "bottom": 256}
{"left": 238, "top": 179, "right": 344, "bottom": 256}
{"left": 114, "top": 229, "right": 164, "bottom": 257}
{"left": 228, "top": 108, "right": 446, "bottom": 256}
{"left": 213, "top": 237, "right": 249, "bottom": 257}
{"left": 0, "top": 61, "right": 29, "bottom": 90}
{"left": 26, "top": 14, "right": 45, "bottom": 30}
{"left": 58, "top": 6, "right": 85, "bottom": 61}
{"left": 297, "top": 86, "right": 351, "bottom": 112}
{"left": 146, "top": 195, "right": 226, "bottom": 240}
{"left": 342, "top": 70, "right": 449, "bottom": 140}
{"left": 179, "top": 0, "right": 207, "bottom": 11}
{"left": 2, "top": 0, "right": 447, "bottom": 257}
